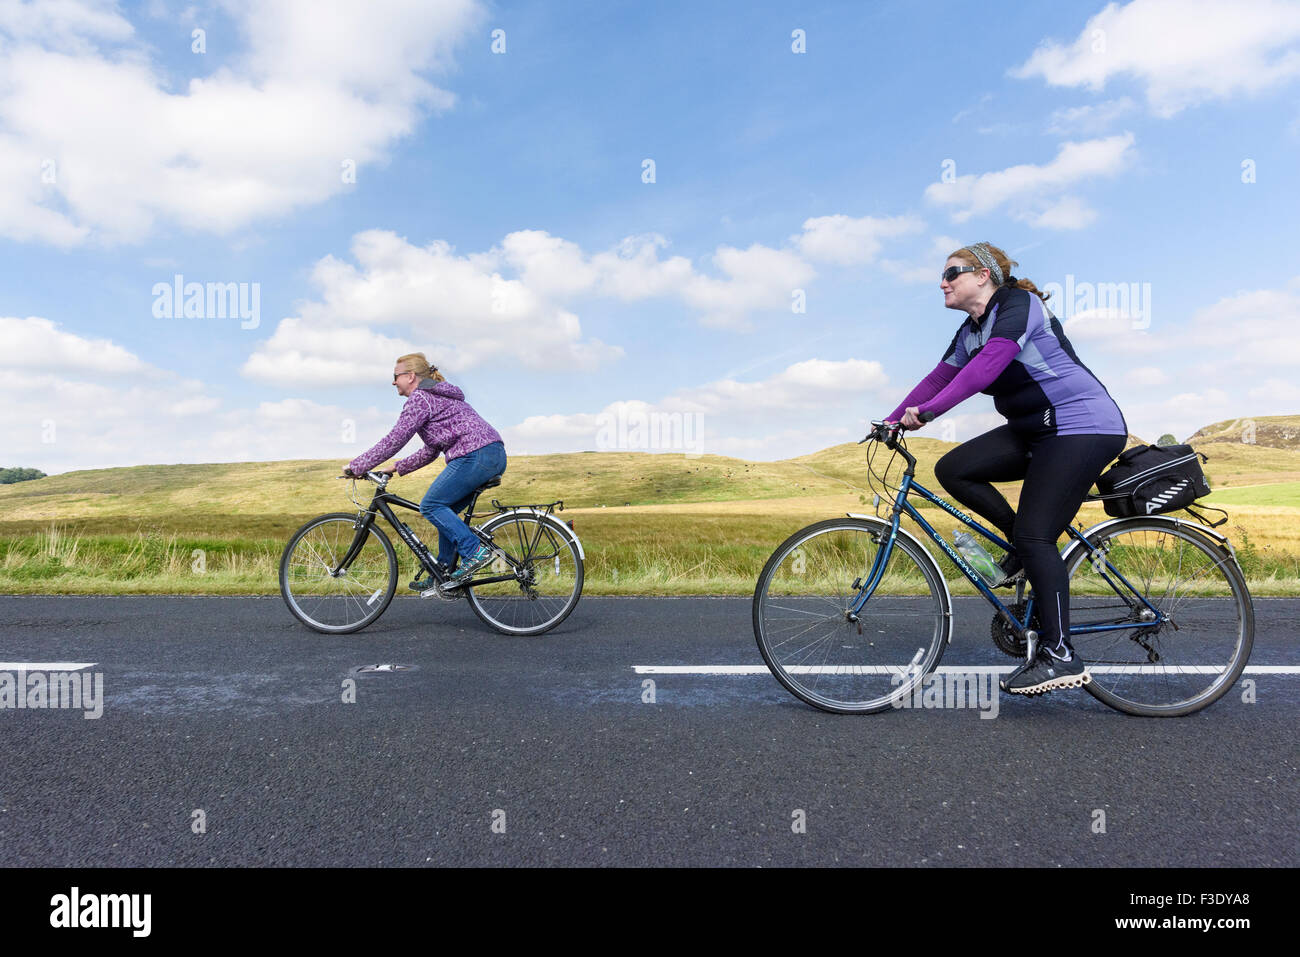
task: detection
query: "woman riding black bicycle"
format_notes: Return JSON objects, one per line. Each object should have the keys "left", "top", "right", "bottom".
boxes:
{"left": 344, "top": 352, "right": 506, "bottom": 594}
{"left": 885, "top": 242, "right": 1127, "bottom": 696}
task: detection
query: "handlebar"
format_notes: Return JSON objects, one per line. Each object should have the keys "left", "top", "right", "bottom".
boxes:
{"left": 858, "top": 411, "right": 936, "bottom": 445}
{"left": 338, "top": 470, "right": 394, "bottom": 488}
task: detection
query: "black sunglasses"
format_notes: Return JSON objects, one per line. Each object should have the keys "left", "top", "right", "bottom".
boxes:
{"left": 942, "top": 265, "right": 982, "bottom": 283}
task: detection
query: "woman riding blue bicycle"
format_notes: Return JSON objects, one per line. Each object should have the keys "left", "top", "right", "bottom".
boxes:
{"left": 344, "top": 352, "right": 506, "bottom": 593}
{"left": 885, "top": 242, "right": 1127, "bottom": 696}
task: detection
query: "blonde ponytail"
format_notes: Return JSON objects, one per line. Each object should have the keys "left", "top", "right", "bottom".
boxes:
{"left": 395, "top": 352, "right": 446, "bottom": 382}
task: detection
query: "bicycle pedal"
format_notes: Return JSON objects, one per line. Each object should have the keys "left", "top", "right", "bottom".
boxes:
{"left": 420, "top": 585, "right": 462, "bottom": 601}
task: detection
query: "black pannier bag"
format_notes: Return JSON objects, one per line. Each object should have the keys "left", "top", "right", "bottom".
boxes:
{"left": 1094, "top": 443, "right": 1213, "bottom": 519}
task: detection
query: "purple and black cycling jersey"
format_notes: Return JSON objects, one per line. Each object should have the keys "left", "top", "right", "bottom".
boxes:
{"left": 889, "top": 285, "right": 1127, "bottom": 438}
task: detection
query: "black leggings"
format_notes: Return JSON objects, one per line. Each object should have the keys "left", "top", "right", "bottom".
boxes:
{"left": 933, "top": 426, "right": 1126, "bottom": 659}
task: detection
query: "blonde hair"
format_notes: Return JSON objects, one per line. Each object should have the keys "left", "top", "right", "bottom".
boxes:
{"left": 950, "top": 242, "right": 1050, "bottom": 301}
{"left": 395, "top": 352, "right": 445, "bottom": 382}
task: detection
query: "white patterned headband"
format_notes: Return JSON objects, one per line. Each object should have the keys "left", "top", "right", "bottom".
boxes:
{"left": 966, "top": 242, "right": 1004, "bottom": 285}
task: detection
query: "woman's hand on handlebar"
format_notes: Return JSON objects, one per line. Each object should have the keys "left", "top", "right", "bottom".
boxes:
{"left": 339, "top": 466, "right": 396, "bottom": 479}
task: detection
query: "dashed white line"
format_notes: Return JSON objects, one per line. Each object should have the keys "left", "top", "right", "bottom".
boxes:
{"left": 633, "top": 664, "right": 1300, "bottom": 675}
{"left": 0, "top": 662, "right": 98, "bottom": 671}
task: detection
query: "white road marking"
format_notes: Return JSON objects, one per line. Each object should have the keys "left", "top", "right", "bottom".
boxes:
{"left": 633, "top": 664, "right": 1300, "bottom": 675}
{"left": 0, "top": 662, "right": 98, "bottom": 671}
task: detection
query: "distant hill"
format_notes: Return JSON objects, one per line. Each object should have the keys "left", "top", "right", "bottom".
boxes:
{"left": 1187, "top": 415, "right": 1300, "bottom": 451}
{"left": 4, "top": 425, "right": 1300, "bottom": 528}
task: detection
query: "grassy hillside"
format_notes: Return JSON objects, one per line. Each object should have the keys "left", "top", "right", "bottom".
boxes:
{"left": 0, "top": 451, "right": 867, "bottom": 521}
{"left": 6, "top": 431, "right": 1298, "bottom": 520}
{"left": 1187, "top": 414, "right": 1300, "bottom": 451}
{"left": 3, "top": 427, "right": 1299, "bottom": 595}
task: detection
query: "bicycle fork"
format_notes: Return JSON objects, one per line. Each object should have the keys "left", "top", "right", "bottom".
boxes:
{"left": 847, "top": 524, "right": 898, "bottom": 622}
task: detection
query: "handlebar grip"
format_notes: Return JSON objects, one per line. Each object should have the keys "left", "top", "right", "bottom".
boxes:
{"left": 919, "top": 411, "right": 936, "bottom": 423}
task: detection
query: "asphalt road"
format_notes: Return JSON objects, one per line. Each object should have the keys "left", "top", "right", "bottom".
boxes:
{"left": 1, "top": 595, "right": 1296, "bottom": 866}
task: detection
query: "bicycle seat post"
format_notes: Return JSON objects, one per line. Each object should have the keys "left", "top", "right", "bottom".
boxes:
{"left": 463, "top": 475, "right": 503, "bottom": 522}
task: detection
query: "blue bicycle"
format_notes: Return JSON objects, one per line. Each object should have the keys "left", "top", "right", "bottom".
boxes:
{"left": 752, "top": 420, "right": 1254, "bottom": 716}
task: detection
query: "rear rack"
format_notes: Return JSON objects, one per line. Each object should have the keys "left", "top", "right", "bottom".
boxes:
{"left": 467, "top": 499, "right": 564, "bottom": 523}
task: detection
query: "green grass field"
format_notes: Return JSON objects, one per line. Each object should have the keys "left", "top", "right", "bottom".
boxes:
{"left": 1207, "top": 481, "right": 1300, "bottom": 507}
{"left": 4, "top": 425, "right": 1300, "bottom": 595}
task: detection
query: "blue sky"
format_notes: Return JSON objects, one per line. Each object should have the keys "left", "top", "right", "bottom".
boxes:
{"left": 4, "top": 0, "right": 1300, "bottom": 473}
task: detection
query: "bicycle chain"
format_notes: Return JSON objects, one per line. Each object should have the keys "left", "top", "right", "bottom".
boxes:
{"left": 990, "top": 600, "right": 1039, "bottom": 658}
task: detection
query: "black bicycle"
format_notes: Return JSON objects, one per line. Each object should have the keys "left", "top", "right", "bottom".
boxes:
{"left": 752, "top": 419, "right": 1254, "bottom": 717}
{"left": 280, "top": 470, "right": 584, "bottom": 636}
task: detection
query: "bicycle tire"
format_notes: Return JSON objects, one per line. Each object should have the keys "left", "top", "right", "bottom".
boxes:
{"left": 1063, "top": 518, "right": 1254, "bottom": 716}
{"left": 280, "top": 512, "right": 398, "bottom": 634}
{"left": 753, "top": 517, "right": 951, "bottom": 714}
{"left": 465, "top": 511, "right": 584, "bottom": 636}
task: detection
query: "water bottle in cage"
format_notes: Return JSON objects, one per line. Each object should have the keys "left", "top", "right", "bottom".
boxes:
{"left": 952, "top": 530, "right": 1003, "bottom": 587}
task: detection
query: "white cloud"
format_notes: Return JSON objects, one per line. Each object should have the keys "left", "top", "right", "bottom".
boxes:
{"left": 1075, "top": 280, "right": 1300, "bottom": 441}
{"left": 881, "top": 234, "right": 966, "bottom": 284}
{"left": 1027, "top": 195, "right": 1098, "bottom": 230}
{"left": 669, "top": 358, "right": 889, "bottom": 416}
{"left": 708, "top": 425, "right": 856, "bottom": 462}
{"left": 499, "top": 230, "right": 601, "bottom": 300}
{"left": 590, "top": 234, "right": 696, "bottom": 300}
{"left": 0, "top": 315, "right": 154, "bottom": 376}
{"left": 1013, "top": 0, "right": 1300, "bottom": 117}
{"left": 0, "top": 0, "right": 134, "bottom": 52}
{"left": 1246, "top": 377, "right": 1300, "bottom": 404}
{"left": 0, "top": 314, "right": 407, "bottom": 472}
{"left": 244, "top": 229, "right": 624, "bottom": 385}
{"left": 241, "top": 319, "right": 421, "bottom": 387}
{"left": 923, "top": 134, "right": 1135, "bottom": 227}
{"left": 795, "top": 214, "right": 924, "bottom": 266}
{"left": 500, "top": 358, "right": 893, "bottom": 457}
{"left": 1129, "top": 388, "right": 1236, "bottom": 443}
{"left": 1046, "top": 97, "right": 1137, "bottom": 135}
{"left": 0, "top": 0, "right": 483, "bottom": 245}
{"left": 1126, "top": 366, "right": 1170, "bottom": 387}
{"left": 682, "top": 244, "right": 815, "bottom": 328}
{"left": 1184, "top": 283, "right": 1300, "bottom": 368}
{"left": 245, "top": 224, "right": 835, "bottom": 385}
{"left": 1062, "top": 309, "right": 1156, "bottom": 353}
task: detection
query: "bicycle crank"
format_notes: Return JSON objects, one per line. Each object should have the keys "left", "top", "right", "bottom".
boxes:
{"left": 990, "top": 600, "right": 1040, "bottom": 658}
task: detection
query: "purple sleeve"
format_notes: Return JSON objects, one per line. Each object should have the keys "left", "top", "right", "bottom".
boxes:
{"left": 887, "top": 362, "right": 958, "bottom": 422}
{"left": 916, "top": 338, "right": 1020, "bottom": 419}
{"left": 348, "top": 395, "right": 430, "bottom": 475}
{"left": 396, "top": 443, "right": 442, "bottom": 476}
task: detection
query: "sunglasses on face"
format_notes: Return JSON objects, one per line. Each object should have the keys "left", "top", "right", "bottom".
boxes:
{"left": 942, "top": 265, "right": 981, "bottom": 283}
{"left": 393, "top": 371, "right": 414, "bottom": 382}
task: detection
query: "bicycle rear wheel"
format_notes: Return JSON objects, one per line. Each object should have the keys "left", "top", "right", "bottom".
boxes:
{"left": 1064, "top": 519, "right": 1254, "bottom": 716}
{"left": 280, "top": 513, "right": 398, "bottom": 634}
{"left": 753, "top": 518, "right": 951, "bottom": 714}
{"left": 466, "top": 511, "right": 584, "bottom": 636}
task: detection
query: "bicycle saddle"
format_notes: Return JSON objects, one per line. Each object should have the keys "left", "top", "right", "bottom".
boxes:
{"left": 477, "top": 476, "right": 502, "bottom": 492}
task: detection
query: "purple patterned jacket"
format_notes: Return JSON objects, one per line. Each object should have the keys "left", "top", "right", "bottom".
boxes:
{"left": 348, "top": 379, "right": 504, "bottom": 476}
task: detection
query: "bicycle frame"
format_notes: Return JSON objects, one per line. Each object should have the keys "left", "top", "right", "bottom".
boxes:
{"left": 852, "top": 443, "right": 1167, "bottom": 638}
{"left": 337, "top": 482, "right": 524, "bottom": 589}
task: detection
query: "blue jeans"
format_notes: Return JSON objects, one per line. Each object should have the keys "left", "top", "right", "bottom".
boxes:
{"left": 419, "top": 442, "right": 507, "bottom": 567}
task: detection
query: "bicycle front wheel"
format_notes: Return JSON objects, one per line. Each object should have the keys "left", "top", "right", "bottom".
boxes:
{"left": 1065, "top": 519, "right": 1254, "bottom": 716}
{"left": 280, "top": 512, "right": 398, "bottom": 634}
{"left": 753, "top": 518, "right": 951, "bottom": 714}
{"left": 466, "top": 511, "right": 584, "bottom": 636}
